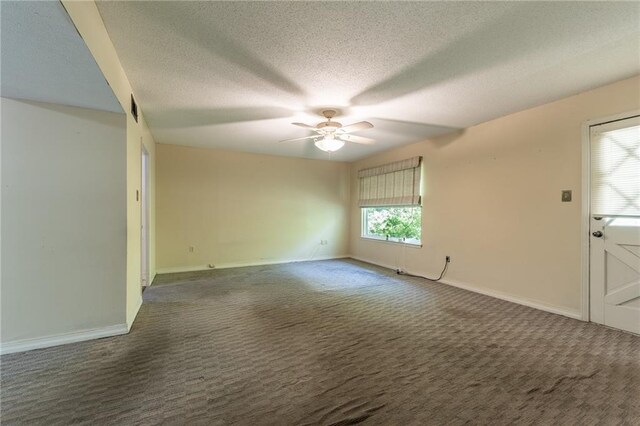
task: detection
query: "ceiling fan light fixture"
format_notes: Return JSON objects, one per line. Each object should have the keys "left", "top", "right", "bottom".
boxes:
{"left": 282, "top": 110, "right": 374, "bottom": 150}
{"left": 315, "top": 137, "right": 345, "bottom": 152}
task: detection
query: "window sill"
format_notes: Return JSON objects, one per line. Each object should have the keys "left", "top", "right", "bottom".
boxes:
{"left": 360, "top": 236, "right": 422, "bottom": 248}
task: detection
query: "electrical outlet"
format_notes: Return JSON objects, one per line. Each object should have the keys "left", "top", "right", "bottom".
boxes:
{"left": 188, "top": 246, "right": 195, "bottom": 253}
{"left": 446, "top": 256, "right": 451, "bottom": 263}
{"left": 320, "top": 240, "right": 328, "bottom": 245}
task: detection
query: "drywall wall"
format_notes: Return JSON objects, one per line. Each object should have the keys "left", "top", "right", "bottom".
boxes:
{"left": 62, "top": 0, "right": 157, "bottom": 327}
{"left": 156, "top": 144, "right": 350, "bottom": 272}
{"left": 349, "top": 75, "right": 640, "bottom": 318}
{"left": 122, "top": 115, "right": 156, "bottom": 325}
{"left": 1, "top": 98, "right": 127, "bottom": 346}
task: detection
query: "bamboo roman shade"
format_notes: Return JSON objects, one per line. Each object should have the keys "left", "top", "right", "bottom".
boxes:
{"left": 359, "top": 156, "right": 422, "bottom": 207}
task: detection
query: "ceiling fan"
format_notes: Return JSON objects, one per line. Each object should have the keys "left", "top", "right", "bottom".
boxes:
{"left": 280, "top": 110, "right": 374, "bottom": 152}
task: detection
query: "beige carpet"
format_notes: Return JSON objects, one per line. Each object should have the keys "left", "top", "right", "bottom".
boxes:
{"left": 1, "top": 259, "right": 639, "bottom": 425}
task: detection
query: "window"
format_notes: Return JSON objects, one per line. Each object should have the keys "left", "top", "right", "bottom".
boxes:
{"left": 358, "top": 156, "right": 423, "bottom": 246}
{"left": 590, "top": 117, "right": 640, "bottom": 216}
{"left": 362, "top": 206, "right": 422, "bottom": 245}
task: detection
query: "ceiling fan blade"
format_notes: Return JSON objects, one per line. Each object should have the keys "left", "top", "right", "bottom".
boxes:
{"left": 340, "top": 121, "right": 374, "bottom": 133}
{"left": 279, "top": 135, "right": 319, "bottom": 143}
{"left": 339, "top": 134, "right": 375, "bottom": 145}
{"left": 292, "top": 122, "right": 318, "bottom": 130}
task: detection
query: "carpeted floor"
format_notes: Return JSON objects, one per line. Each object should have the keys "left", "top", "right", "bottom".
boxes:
{"left": 1, "top": 259, "right": 639, "bottom": 425}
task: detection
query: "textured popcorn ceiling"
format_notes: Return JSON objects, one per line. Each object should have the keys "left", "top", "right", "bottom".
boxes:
{"left": 96, "top": 1, "right": 640, "bottom": 161}
{"left": 1, "top": 1, "right": 122, "bottom": 113}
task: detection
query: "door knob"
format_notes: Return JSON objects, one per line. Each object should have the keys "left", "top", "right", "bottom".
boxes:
{"left": 592, "top": 231, "right": 603, "bottom": 238}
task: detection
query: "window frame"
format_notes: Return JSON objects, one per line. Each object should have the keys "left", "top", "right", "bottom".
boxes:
{"left": 360, "top": 205, "right": 423, "bottom": 247}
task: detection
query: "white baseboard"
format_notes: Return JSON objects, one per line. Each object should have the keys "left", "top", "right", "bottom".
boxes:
{"left": 156, "top": 255, "right": 350, "bottom": 275}
{"left": 0, "top": 323, "right": 129, "bottom": 355}
{"left": 437, "top": 277, "right": 582, "bottom": 320}
{"left": 157, "top": 264, "right": 216, "bottom": 274}
{"left": 349, "top": 255, "right": 399, "bottom": 272}
{"left": 349, "top": 255, "right": 583, "bottom": 320}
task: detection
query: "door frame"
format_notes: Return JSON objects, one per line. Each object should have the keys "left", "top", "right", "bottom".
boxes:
{"left": 141, "top": 142, "right": 150, "bottom": 289}
{"left": 580, "top": 109, "right": 640, "bottom": 321}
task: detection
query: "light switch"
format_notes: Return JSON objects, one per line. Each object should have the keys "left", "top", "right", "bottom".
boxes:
{"left": 561, "top": 190, "right": 572, "bottom": 202}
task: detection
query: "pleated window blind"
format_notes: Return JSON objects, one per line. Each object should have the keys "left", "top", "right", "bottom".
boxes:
{"left": 590, "top": 117, "right": 640, "bottom": 216}
{"left": 359, "top": 156, "right": 422, "bottom": 207}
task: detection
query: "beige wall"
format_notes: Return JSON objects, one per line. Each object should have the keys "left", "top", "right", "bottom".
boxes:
{"left": 63, "top": 0, "right": 157, "bottom": 327}
{"left": 1, "top": 98, "right": 127, "bottom": 347}
{"left": 156, "top": 144, "right": 350, "bottom": 272}
{"left": 350, "top": 75, "right": 640, "bottom": 318}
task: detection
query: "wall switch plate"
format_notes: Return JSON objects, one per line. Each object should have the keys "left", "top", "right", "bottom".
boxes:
{"left": 561, "top": 190, "right": 572, "bottom": 202}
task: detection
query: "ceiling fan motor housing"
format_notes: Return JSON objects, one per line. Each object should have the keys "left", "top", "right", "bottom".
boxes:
{"left": 317, "top": 121, "right": 342, "bottom": 129}
{"left": 316, "top": 109, "right": 342, "bottom": 129}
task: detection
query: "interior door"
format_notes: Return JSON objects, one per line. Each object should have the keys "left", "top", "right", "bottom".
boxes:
{"left": 589, "top": 116, "right": 640, "bottom": 334}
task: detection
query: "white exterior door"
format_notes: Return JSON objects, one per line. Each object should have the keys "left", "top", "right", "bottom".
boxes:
{"left": 589, "top": 116, "right": 640, "bottom": 334}
{"left": 590, "top": 217, "right": 640, "bottom": 334}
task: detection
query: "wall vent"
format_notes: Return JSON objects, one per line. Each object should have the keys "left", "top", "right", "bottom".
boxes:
{"left": 130, "top": 94, "right": 138, "bottom": 123}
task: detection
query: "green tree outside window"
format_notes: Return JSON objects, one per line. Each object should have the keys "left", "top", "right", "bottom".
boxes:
{"left": 365, "top": 207, "right": 421, "bottom": 241}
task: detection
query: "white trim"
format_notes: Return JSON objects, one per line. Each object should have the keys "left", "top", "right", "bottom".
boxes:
{"left": 350, "top": 255, "right": 399, "bottom": 272}
{"left": 0, "top": 324, "right": 128, "bottom": 355}
{"left": 127, "top": 297, "right": 143, "bottom": 331}
{"left": 156, "top": 255, "right": 350, "bottom": 275}
{"left": 580, "top": 109, "right": 640, "bottom": 322}
{"left": 437, "top": 277, "right": 582, "bottom": 320}
{"left": 157, "top": 265, "right": 214, "bottom": 274}
{"left": 360, "top": 236, "right": 423, "bottom": 248}
{"left": 140, "top": 143, "right": 150, "bottom": 289}
{"left": 581, "top": 119, "right": 591, "bottom": 321}
{"left": 582, "top": 109, "right": 640, "bottom": 128}
{"left": 350, "top": 256, "right": 582, "bottom": 320}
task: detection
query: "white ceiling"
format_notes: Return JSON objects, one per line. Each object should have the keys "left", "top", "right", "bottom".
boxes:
{"left": 96, "top": 1, "right": 640, "bottom": 161}
{"left": 1, "top": 1, "right": 121, "bottom": 113}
